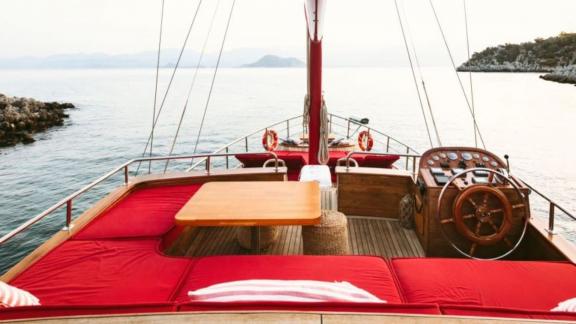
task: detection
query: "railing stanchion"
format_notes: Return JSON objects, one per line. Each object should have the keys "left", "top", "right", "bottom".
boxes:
{"left": 346, "top": 120, "right": 351, "bottom": 139}
{"left": 225, "top": 147, "right": 229, "bottom": 169}
{"left": 412, "top": 156, "right": 417, "bottom": 179}
{"left": 124, "top": 165, "right": 129, "bottom": 185}
{"left": 329, "top": 114, "right": 333, "bottom": 134}
{"left": 206, "top": 156, "right": 211, "bottom": 174}
{"left": 405, "top": 147, "right": 410, "bottom": 170}
{"left": 287, "top": 120, "right": 290, "bottom": 139}
{"left": 245, "top": 137, "right": 249, "bottom": 152}
{"left": 548, "top": 203, "right": 556, "bottom": 235}
{"left": 65, "top": 200, "right": 72, "bottom": 230}
{"left": 386, "top": 137, "right": 390, "bottom": 153}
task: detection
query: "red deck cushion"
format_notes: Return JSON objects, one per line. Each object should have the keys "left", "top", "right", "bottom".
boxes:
{"left": 173, "top": 255, "right": 402, "bottom": 304}
{"left": 9, "top": 240, "right": 191, "bottom": 305}
{"left": 179, "top": 301, "right": 441, "bottom": 315}
{"left": 441, "top": 305, "right": 576, "bottom": 321}
{"left": 361, "top": 155, "right": 400, "bottom": 168}
{"left": 391, "top": 258, "right": 576, "bottom": 310}
{"left": 74, "top": 184, "right": 203, "bottom": 240}
{"left": 0, "top": 303, "right": 175, "bottom": 321}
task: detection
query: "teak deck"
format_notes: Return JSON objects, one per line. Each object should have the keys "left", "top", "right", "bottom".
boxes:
{"left": 177, "top": 216, "right": 424, "bottom": 258}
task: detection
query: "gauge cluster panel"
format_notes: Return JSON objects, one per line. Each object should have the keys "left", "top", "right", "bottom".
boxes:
{"left": 419, "top": 147, "right": 507, "bottom": 187}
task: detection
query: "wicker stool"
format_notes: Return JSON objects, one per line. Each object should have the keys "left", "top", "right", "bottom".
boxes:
{"left": 237, "top": 226, "right": 279, "bottom": 251}
{"left": 302, "top": 210, "right": 350, "bottom": 255}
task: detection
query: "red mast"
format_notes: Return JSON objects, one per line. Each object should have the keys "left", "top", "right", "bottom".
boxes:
{"left": 305, "top": 0, "right": 325, "bottom": 165}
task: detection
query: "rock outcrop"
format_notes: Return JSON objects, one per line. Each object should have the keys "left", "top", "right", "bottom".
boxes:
{"left": 458, "top": 32, "right": 576, "bottom": 85}
{"left": 0, "top": 94, "right": 75, "bottom": 147}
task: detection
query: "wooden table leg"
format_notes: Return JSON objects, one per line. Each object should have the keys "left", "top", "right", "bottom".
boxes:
{"left": 251, "top": 226, "right": 261, "bottom": 254}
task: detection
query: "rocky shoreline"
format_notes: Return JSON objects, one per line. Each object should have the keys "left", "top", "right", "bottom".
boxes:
{"left": 540, "top": 65, "right": 576, "bottom": 85}
{"left": 0, "top": 94, "right": 75, "bottom": 147}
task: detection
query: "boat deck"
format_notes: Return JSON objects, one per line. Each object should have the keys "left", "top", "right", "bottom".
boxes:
{"left": 174, "top": 216, "right": 425, "bottom": 258}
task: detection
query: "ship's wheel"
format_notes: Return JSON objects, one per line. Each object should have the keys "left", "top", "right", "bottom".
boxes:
{"left": 436, "top": 168, "right": 530, "bottom": 260}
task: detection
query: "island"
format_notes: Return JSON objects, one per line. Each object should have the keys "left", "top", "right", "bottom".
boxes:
{"left": 242, "top": 55, "right": 305, "bottom": 68}
{"left": 458, "top": 32, "right": 576, "bottom": 85}
{"left": 0, "top": 94, "right": 75, "bottom": 147}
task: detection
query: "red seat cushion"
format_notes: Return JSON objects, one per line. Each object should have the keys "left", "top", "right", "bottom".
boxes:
{"left": 235, "top": 154, "right": 270, "bottom": 168}
{"left": 74, "top": 184, "right": 203, "bottom": 240}
{"left": 0, "top": 303, "right": 175, "bottom": 321}
{"left": 179, "top": 301, "right": 441, "bottom": 315}
{"left": 9, "top": 240, "right": 192, "bottom": 305}
{"left": 173, "top": 255, "right": 402, "bottom": 303}
{"left": 360, "top": 155, "right": 400, "bottom": 168}
{"left": 441, "top": 305, "right": 576, "bottom": 321}
{"left": 391, "top": 258, "right": 576, "bottom": 310}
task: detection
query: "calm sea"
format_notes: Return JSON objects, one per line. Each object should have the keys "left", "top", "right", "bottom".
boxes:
{"left": 1, "top": 67, "right": 575, "bottom": 272}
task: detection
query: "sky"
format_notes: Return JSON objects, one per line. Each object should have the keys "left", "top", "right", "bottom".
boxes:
{"left": 0, "top": 0, "right": 575, "bottom": 66}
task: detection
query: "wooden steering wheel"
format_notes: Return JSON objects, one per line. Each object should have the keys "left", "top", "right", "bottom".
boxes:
{"left": 436, "top": 168, "right": 529, "bottom": 260}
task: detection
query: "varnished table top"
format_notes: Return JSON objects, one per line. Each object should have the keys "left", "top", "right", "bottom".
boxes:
{"left": 175, "top": 181, "right": 321, "bottom": 227}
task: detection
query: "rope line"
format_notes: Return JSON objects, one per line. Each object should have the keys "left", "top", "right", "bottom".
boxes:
{"left": 428, "top": 0, "right": 486, "bottom": 149}
{"left": 463, "top": 0, "right": 478, "bottom": 147}
{"left": 394, "top": 0, "right": 434, "bottom": 148}
{"left": 136, "top": 0, "right": 204, "bottom": 174}
{"left": 149, "top": 0, "right": 165, "bottom": 173}
{"left": 164, "top": 0, "right": 221, "bottom": 173}
{"left": 400, "top": 0, "right": 442, "bottom": 147}
{"left": 190, "top": 0, "right": 237, "bottom": 166}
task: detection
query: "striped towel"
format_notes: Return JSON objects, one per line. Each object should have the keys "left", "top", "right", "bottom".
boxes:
{"left": 188, "top": 280, "right": 385, "bottom": 303}
{"left": 0, "top": 281, "right": 40, "bottom": 308}
{"left": 552, "top": 297, "right": 576, "bottom": 312}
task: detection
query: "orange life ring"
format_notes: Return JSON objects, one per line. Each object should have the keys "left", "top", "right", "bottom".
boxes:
{"left": 358, "top": 130, "right": 374, "bottom": 151}
{"left": 262, "top": 129, "right": 279, "bottom": 151}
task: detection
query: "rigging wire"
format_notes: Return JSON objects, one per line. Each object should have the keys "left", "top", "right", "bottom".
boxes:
{"left": 149, "top": 0, "right": 165, "bottom": 173}
{"left": 164, "top": 0, "right": 221, "bottom": 173}
{"left": 393, "top": 0, "right": 434, "bottom": 148}
{"left": 136, "top": 0, "right": 204, "bottom": 174}
{"left": 400, "top": 0, "right": 443, "bottom": 147}
{"left": 428, "top": 0, "right": 486, "bottom": 149}
{"left": 190, "top": 0, "right": 237, "bottom": 167}
{"left": 463, "top": 0, "right": 478, "bottom": 147}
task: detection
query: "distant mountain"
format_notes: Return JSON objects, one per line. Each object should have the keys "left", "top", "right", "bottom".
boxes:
{"left": 242, "top": 55, "right": 305, "bottom": 68}
{"left": 0, "top": 48, "right": 304, "bottom": 69}
{"left": 458, "top": 32, "right": 576, "bottom": 73}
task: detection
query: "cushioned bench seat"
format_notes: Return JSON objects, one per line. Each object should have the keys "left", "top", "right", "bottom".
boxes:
{"left": 391, "top": 258, "right": 576, "bottom": 311}
{"left": 172, "top": 255, "right": 402, "bottom": 303}
{"left": 9, "top": 239, "right": 193, "bottom": 305}
{"left": 74, "top": 184, "right": 204, "bottom": 240}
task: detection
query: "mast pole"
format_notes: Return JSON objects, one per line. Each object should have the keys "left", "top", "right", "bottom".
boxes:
{"left": 306, "top": 0, "right": 323, "bottom": 165}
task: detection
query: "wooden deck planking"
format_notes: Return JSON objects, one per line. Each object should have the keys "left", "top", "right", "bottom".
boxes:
{"left": 181, "top": 216, "right": 424, "bottom": 258}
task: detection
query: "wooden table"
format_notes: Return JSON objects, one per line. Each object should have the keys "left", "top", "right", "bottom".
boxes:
{"left": 175, "top": 181, "right": 321, "bottom": 252}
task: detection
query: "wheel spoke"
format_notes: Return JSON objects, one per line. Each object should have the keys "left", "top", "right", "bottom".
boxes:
{"left": 441, "top": 218, "right": 454, "bottom": 224}
{"left": 483, "top": 193, "right": 490, "bottom": 205}
{"left": 487, "top": 219, "right": 500, "bottom": 233}
{"left": 467, "top": 198, "right": 478, "bottom": 208}
{"left": 475, "top": 221, "right": 482, "bottom": 235}
{"left": 462, "top": 213, "right": 475, "bottom": 220}
{"left": 488, "top": 208, "right": 503, "bottom": 215}
{"left": 470, "top": 243, "right": 478, "bottom": 256}
{"left": 512, "top": 203, "right": 525, "bottom": 209}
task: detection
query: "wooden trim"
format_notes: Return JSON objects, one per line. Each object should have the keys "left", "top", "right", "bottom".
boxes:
{"left": 528, "top": 217, "right": 576, "bottom": 263}
{"left": 0, "top": 168, "right": 287, "bottom": 281}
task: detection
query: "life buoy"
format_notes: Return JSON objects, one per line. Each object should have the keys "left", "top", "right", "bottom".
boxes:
{"left": 262, "top": 129, "right": 279, "bottom": 151}
{"left": 358, "top": 130, "right": 373, "bottom": 151}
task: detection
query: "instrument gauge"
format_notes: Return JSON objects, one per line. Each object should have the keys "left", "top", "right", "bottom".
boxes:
{"left": 447, "top": 152, "right": 458, "bottom": 161}
{"left": 432, "top": 155, "right": 440, "bottom": 161}
{"left": 439, "top": 153, "right": 447, "bottom": 159}
{"left": 490, "top": 161, "right": 498, "bottom": 167}
{"left": 482, "top": 156, "right": 490, "bottom": 162}
{"left": 427, "top": 160, "right": 435, "bottom": 166}
{"left": 473, "top": 153, "right": 480, "bottom": 159}
{"left": 462, "top": 152, "right": 473, "bottom": 161}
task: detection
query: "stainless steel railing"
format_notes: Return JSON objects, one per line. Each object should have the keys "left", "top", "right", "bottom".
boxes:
{"left": 188, "top": 113, "right": 420, "bottom": 172}
{"left": 522, "top": 181, "right": 576, "bottom": 235}
{"left": 342, "top": 151, "right": 422, "bottom": 180}
{"left": 0, "top": 152, "right": 280, "bottom": 246}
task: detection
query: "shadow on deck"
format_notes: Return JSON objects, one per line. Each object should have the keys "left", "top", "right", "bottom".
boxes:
{"left": 170, "top": 216, "right": 424, "bottom": 258}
